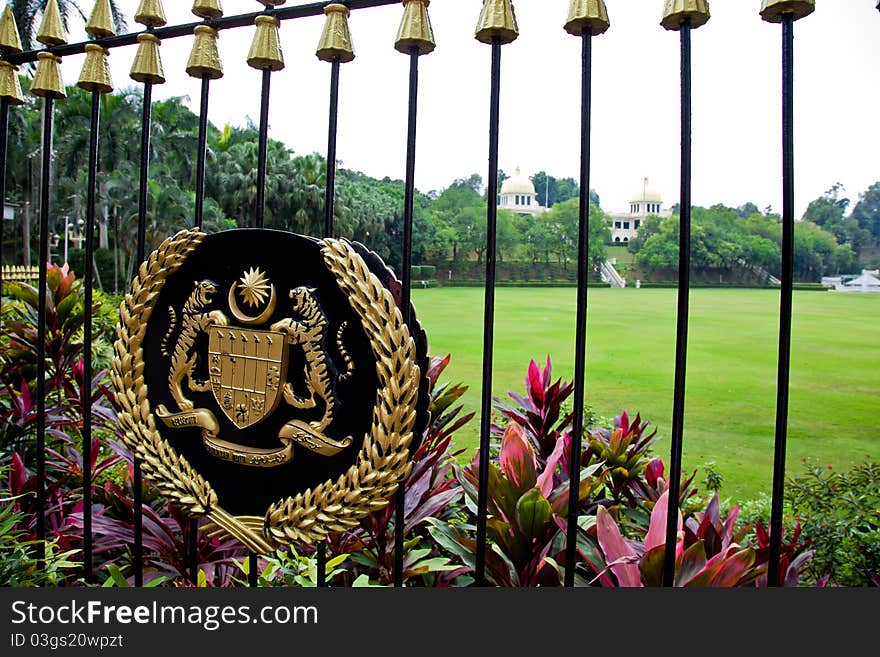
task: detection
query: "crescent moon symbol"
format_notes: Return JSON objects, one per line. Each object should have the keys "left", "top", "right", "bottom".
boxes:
{"left": 229, "top": 283, "right": 277, "bottom": 326}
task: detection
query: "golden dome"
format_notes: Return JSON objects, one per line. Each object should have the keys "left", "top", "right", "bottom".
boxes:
{"left": 500, "top": 167, "right": 536, "bottom": 196}
{"left": 630, "top": 178, "right": 662, "bottom": 204}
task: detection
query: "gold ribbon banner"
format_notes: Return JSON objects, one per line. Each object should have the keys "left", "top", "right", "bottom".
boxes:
{"left": 155, "top": 405, "right": 294, "bottom": 468}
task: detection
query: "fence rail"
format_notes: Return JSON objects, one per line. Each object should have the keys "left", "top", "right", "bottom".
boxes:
{"left": 0, "top": 0, "right": 829, "bottom": 588}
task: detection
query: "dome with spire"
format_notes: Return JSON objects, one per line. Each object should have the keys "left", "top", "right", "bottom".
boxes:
{"left": 498, "top": 166, "right": 546, "bottom": 217}
{"left": 501, "top": 167, "right": 536, "bottom": 196}
{"left": 629, "top": 177, "right": 662, "bottom": 204}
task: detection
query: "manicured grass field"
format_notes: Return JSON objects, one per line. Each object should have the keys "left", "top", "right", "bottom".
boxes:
{"left": 411, "top": 287, "right": 879, "bottom": 502}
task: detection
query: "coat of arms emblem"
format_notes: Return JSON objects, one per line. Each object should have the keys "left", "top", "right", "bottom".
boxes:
{"left": 111, "top": 229, "right": 429, "bottom": 550}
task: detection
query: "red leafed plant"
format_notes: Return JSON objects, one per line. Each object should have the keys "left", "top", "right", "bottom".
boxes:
{"left": 594, "top": 490, "right": 766, "bottom": 587}
{"left": 494, "top": 356, "right": 574, "bottom": 464}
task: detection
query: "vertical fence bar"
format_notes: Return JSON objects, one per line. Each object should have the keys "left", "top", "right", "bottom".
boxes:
{"left": 473, "top": 0, "right": 518, "bottom": 587}
{"left": 35, "top": 96, "right": 55, "bottom": 561}
{"left": 255, "top": 69, "right": 271, "bottom": 229}
{"left": 194, "top": 77, "right": 210, "bottom": 229}
{"left": 312, "top": 2, "right": 358, "bottom": 586}
{"left": 30, "top": 11, "right": 70, "bottom": 562}
{"left": 663, "top": 19, "right": 692, "bottom": 588}
{"left": 323, "top": 60, "right": 340, "bottom": 238}
{"left": 758, "top": 0, "right": 815, "bottom": 589}
{"left": 768, "top": 12, "right": 795, "bottom": 588}
{"left": 562, "top": 0, "right": 611, "bottom": 586}
{"left": 316, "top": 60, "right": 339, "bottom": 586}
{"left": 186, "top": 20, "right": 225, "bottom": 581}
{"left": 658, "top": 1, "right": 710, "bottom": 587}
{"left": 390, "top": 0, "right": 435, "bottom": 589}
{"left": 189, "top": 76, "right": 208, "bottom": 573}
{"left": 132, "top": 81, "right": 153, "bottom": 587}
{"left": 248, "top": 552, "right": 259, "bottom": 587}
{"left": 474, "top": 39, "right": 502, "bottom": 586}
{"left": 79, "top": 7, "right": 119, "bottom": 584}
{"left": 315, "top": 58, "right": 338, "bottom": 587}
{"left": 81, "top": 92, "right": 101, "bottom": 581}
{"left": 244, "top": 10, "right": 286, "bottom": 587}
{"left": 392, "top": 47, "right": 420, "bottom": 587}
{"left": 130, "top": 22, "right": 168, "bottom": 586}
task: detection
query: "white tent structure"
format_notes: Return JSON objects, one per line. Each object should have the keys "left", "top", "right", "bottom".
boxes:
{"left": 834, "top": 269, "right": 880, "bottom": 293}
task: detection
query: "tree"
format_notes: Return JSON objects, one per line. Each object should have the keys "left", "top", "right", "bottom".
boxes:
{"left": 802, "top": 183, "right": 869, "bottom": 256}
{"left": 850, "top": 181, "right": 880, "bottom": 244}
{"left": 735, "top": 202, "right": 760, "bottom": 219}
{"left": 532, "top": 171, "right": 598, "bottom": 209}
{"left": 429, "top": 178, "right": 485, "bottom": 261}
{"left": 538, "top": 198, "right": 608, "bottom": 272}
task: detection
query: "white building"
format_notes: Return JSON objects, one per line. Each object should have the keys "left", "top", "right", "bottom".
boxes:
{"left": 498, "top": 167, "right": 547, "bottom": 217}
{"left": 608, "top": 178, "right": 672, "bottom": 243}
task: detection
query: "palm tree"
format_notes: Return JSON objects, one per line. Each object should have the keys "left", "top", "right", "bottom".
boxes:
{"left": 9, "top": 0, "right": 127, "bottom": 52}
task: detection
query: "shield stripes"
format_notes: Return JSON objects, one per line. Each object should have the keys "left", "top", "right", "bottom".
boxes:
{"left": 209, "top": 326, "right": 287, "bottom": 429}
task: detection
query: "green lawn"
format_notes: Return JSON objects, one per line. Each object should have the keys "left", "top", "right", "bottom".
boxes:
{"left": 411, "top": 287, "right": 880, "bottom": 502}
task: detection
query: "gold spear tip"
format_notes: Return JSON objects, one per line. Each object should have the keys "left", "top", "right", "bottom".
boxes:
{"left": 395, "top": 0, "right": 436, "bottom": 56}
{"left": 660, "top": 0, "right": 710, "bottom": 32}
{"left": 130, "top": 32, "right": 166, "bottom": 85}
{"left": 134, "top": 0, "right": 167, "bottom": 28}
{"left": 475, "top": 0, "right": 519, "bottom": 45}
{"left": 256, "top": 1, "right": 287, "bottom": 7}
{"left": 78, "top": 43, "right": 113, "bottom": 94}
{"left": 759, "top": 0, "right": 815, "bottom": 23}
{"left": 31, "top": 51, "right": 66, "bottom": 99}
{"left": 187, "top": 25, "right": 223, "bottom": 80}
{"left": 565, "top": 0, "right": 610, "bottom": 37}
{"left": 37, "top": 0, "right": 68, "bottom": 47}
{"left": 0, "top": 60, "right": 25, "bottom": 105}
{"left": 87, "top": 0, "right": 116, "bottom": 39}
{"left": 317, "top": 3, "right": 355, "bottom": 63}
{"left": 192, "top": 0, "right": 223, "bottom": 20}
{"left": 248, "top": 15, "right": 284, "bottom": 72}
{"left": 0, "top": 5, "right": 22, "bottom": 53}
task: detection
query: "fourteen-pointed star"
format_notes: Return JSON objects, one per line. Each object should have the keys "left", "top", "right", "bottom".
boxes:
{"left": 238, "top": 267, "right": 271, "bottom": 308}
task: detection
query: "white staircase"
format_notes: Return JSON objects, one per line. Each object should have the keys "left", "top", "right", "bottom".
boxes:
{"left": 735, "top": 257, "right": 781, "bottom": 286}
{"left": 600, "top": 260, "right": 626, "bottom": 288}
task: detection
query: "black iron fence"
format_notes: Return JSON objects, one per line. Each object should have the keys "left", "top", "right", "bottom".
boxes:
{"left": 0, "top": 0, "right": 830, "bottom": 588}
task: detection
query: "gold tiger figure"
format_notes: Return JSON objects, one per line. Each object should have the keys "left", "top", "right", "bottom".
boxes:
{"left": 163, "top": 280, "right": 228, "bottom": 411}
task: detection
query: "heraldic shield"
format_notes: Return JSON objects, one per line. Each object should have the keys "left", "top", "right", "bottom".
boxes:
{"left": 208, "top": 326, "right": 287, "bottom": 430}
{"left": 111, "top": 229, "right": 430, "bottom": 551}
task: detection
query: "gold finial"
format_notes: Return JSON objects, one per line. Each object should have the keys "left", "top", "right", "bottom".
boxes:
{"left": 130, "top": 32, "right": 165, "bottom": 84}
{"left": 256, "top": 1, "right": 287, "bottom": 6}
{"left": 193, "top": 0, "right": 223, "bottom": 20}
{"left": 247, "top": 15, "right": 284, "bottom": 71}
{"left": 78, "top": 43, "right": 113, "bottom": 94}
{"left": 395, "top": 0, "right": 436, "bottom": 55}
{"left": 660, "top": 0, "right": 711, "bottom": 31}
{"left": 31, "top": 52, "right": 66, "bottom": 99}
{"left": 0, "top": 61, "right": 25, "bottom": 105}
{"left": 759, "top": 0, "right": 815, "bottom": 23}
{"left": 0, "top": 5, "right": 22, "bottom": 53}
{"left": 475, "top": 0, "right": 519, "bottom": 45}
{"left": 37, "top": 0, "right": 68, "bottom": 47}
{"left": 565, "top": 0, "right": 610, "bottom": 37}
{"left": 317, "top": 3, "right": 354, "bottom": 63}
{"left": 87, "top": 0, "right": 116, "bottom": 39}
{"left": 134, "top": 0, "right": 167, "bottom": 28}
{"left": 187, "top": 25, "right": 223, "bottom": 79}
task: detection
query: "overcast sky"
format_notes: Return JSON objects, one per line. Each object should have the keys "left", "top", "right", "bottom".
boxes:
{"left": 58, "top": 1, "right": 880, "bottom": 220}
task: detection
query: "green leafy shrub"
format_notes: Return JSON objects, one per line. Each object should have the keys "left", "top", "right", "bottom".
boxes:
{"left": 786, "top": 460, "right": 880, "bottom": 586}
